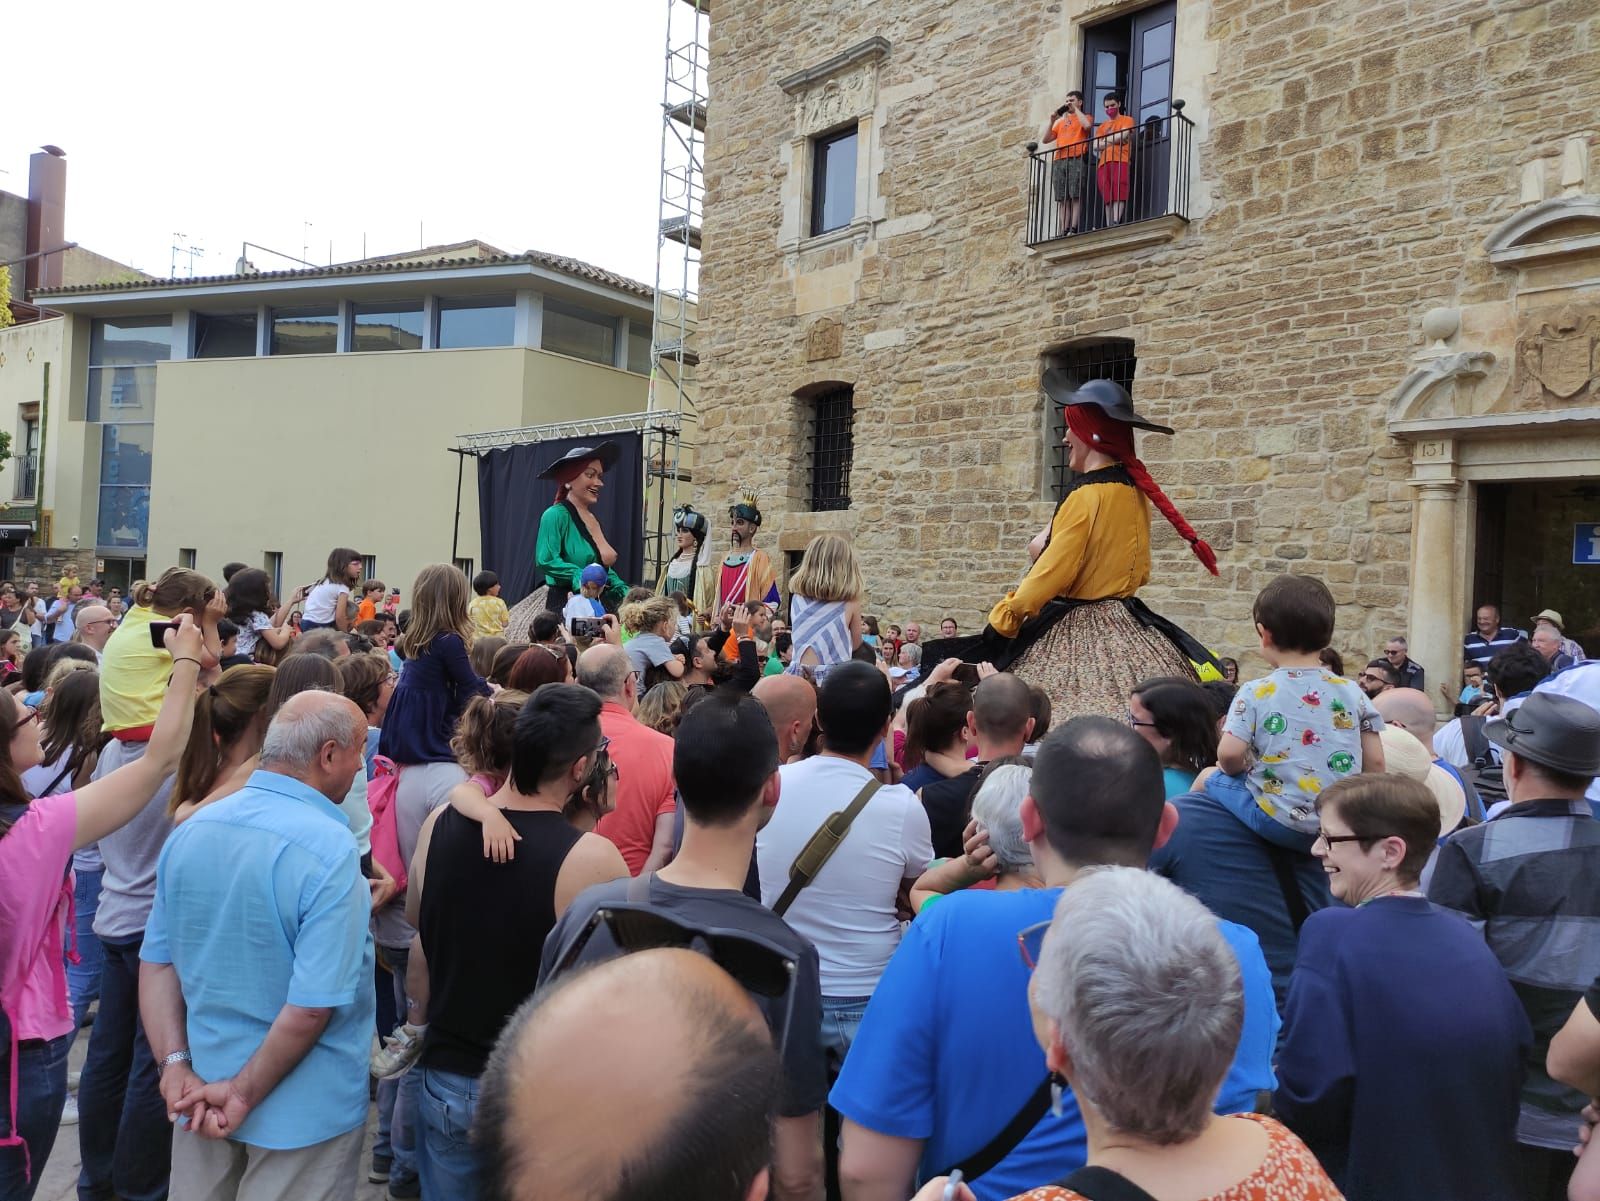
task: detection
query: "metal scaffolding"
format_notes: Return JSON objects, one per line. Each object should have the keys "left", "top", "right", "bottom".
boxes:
{"left": 644, "top": 0, "right": 708, "bottom": 580}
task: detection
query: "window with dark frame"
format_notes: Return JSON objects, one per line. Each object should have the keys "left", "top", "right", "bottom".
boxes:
{"left": 1046, "top": 340, "right": 1137, "bottom": 503}
{"left": 810, "top": 125, "right": 859, "bottom": 237}
{"left": 808, "top": 386, "right": 855, "bottom": 512}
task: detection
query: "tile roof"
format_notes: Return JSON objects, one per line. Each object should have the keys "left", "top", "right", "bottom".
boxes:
{"left": 32, "top": 246, "right": 653, "bottom": 301}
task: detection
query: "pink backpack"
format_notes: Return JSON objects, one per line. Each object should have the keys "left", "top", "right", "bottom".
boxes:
{"left": 367, "top": 756, "right": 407, "bottom": 893}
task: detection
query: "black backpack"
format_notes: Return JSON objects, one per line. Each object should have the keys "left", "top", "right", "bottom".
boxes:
{"left": 1460, "top": 716, "right": 1509, "bottom": 807}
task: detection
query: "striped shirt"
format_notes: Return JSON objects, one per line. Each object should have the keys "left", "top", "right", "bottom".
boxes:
{"left": 1463, "top": 626, "right": 1526, "bottom": 668}
{"left": 787, "top": 594, "right": 854, "bottom": 682}
{"left": 1426, "top": 798, "right": 1600, "bottom": 1150}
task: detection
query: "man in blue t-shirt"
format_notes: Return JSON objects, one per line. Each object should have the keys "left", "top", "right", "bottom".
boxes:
{"left": 832, "top": 717, "right": 1279, "bottom": 1201}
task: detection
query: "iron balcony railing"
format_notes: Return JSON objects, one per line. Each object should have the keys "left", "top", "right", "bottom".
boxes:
{"left": 14, "top": 452, "right": 37, "bottom": 500}
{"left": 1026, "top": 101, "right": 1194, "bottom": 247}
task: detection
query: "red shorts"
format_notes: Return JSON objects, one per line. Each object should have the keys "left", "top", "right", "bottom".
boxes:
{"left": 1096, "top": 161, "right": 1130, "bottom": 202}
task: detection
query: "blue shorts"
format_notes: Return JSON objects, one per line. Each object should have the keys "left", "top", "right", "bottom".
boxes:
{"left": 1204, "top": 770, "right": 1317, "bottom": 853}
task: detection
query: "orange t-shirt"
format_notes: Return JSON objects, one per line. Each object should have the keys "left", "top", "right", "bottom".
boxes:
{"left": 1050, "top": 112, "right": 1090, "bottom": 159}
{"left": 355, "top": 598, "right": 378, "bottom": 624}
{"left": 1096, "top": 114, "right": 1135, "bottom": 163}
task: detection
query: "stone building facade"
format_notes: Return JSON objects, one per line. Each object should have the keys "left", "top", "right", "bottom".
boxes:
{"left": 691, "top": 0, "right": 1600, "bottom": 688}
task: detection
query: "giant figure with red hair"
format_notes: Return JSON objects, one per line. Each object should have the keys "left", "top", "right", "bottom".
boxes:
{"left": 974, "top": 375, "right": 1220, "bottom": 722}
{"left": 534, "top": 441, "right": 630, "bottom": 614}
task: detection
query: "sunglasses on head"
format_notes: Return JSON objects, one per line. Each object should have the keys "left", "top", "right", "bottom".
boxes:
{"left": 554, "top": 902, "right": 799, "bottom": 1050}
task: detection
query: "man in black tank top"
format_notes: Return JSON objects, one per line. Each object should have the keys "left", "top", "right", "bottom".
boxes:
{"left": 404, "top": 684, "right": 628, "bottom": 1201}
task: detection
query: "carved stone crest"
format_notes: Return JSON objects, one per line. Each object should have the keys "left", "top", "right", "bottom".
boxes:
{"left": 796, "top": 68, "right": 874, "bottom": 137}
{"left": 805, "top": 317, "right": 843, "bottom": 361}
{"left": 1516, "top": 308, "right": 1599, "bottom": 401}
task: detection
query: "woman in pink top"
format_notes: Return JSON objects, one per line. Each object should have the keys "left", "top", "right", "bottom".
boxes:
{"left": 0, "top": 617, "right": 204, "bottom": 1201}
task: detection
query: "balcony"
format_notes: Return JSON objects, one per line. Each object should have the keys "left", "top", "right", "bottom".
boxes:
{"left": 13, "top": 452, "right": 37, "bottom": 501}
{"left": 1025, "top": 103, "right": 1194, "bottom": 259}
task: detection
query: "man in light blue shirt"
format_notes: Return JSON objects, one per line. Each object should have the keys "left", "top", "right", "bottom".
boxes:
{"left": 140, "top": 691, "right": 375, "bottom": 1201}
{"left": 832, "top": 717, "right": 1278, "bottom": 1201}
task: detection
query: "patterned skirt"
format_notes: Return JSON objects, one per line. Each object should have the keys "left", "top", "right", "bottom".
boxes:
{"left": 1010, "top": 598, "right": 1198, "bottom": 725}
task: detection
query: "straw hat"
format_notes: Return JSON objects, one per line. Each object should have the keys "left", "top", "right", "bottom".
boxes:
{"left": 1379, "top": 727, "right": 1466, "bottom": 836}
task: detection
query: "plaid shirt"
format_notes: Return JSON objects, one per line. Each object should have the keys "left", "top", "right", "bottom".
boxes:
{"left": 1427, "top": 798, "right": 1600, "bottom": 1149}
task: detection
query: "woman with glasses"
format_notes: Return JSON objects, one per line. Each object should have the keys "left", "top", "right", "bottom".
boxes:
{"left": 1274, "top": 774, "right": 1530, "bottom": 1201}
{"left": 0, "top": 618, "right": 203, "bottom": 1200}
{"left": 1127, "top": 676, "right": 1219, "bottom": 798}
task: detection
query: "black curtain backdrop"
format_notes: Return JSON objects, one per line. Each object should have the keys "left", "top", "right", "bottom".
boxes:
{"left": 475, "top": 432, "right": 645, "bottom": 605}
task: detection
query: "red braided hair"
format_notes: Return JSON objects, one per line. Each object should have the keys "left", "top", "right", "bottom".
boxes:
{"left": 1064, "top": 404, "right": 1219, "bottom": 575}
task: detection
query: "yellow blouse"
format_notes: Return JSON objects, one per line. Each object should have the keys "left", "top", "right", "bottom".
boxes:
{"left": 988, "top": 479, "right": 1151, "bottom": 638}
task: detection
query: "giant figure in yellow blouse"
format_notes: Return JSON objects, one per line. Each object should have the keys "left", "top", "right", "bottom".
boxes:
{"left": 972, "top": 377, "right": 1220, "bottom": 723}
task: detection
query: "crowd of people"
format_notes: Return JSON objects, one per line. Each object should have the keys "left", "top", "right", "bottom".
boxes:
{"left": 3, "top": 387, "right": 1600, "bottom": 1201}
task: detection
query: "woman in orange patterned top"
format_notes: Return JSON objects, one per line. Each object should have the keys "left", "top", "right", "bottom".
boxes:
{"left": 917, "top": 868, "right": 1340, "bottom": 1201}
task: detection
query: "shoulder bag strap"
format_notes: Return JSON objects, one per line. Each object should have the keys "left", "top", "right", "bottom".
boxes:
{"left": 1057, "top": 1165, "right": 1163, "bottom": 1201}
{"left": 772, "top": 778, "right": 881, "bottom": 917}
{"left": 1460, "top": 715, "right": 1490, "bottom": 766}
{"left": 1263, "top": 840, "right": 1311, "bottom": 934}
{"left": 945, "top": 1074, "right": 1054, "bottom": 1183}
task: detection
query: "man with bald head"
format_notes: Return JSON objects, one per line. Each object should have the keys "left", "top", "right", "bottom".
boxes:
{"left": 1376, "top": 686, "right": 1483, "bottom": 824}
{"left": 73, "top": 602, "right": 117, "bottom": 657}
{"left": 481, "top": 949, "right": 781, "bottom": 1201}
{"left": 140, "top": 691, "right": 376, "bottom": 1201}
{"left": 754, "top": 672, "right": 819, "bottom": 764}
{"left": 578, "top": 641, "right": 677, "bottom": 873}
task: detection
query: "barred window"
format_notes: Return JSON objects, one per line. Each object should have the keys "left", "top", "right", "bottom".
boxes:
{"left": 809, "top": 386, "right": 855, "bottom": 511}
{"left": 1046, "top": 339, "right": 1137, "bottom": 502}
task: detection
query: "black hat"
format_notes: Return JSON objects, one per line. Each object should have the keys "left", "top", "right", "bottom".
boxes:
{"left": 1486, "top": 691, "right": 1600, "bottom": 777}
{"left": 536, "top": 441, "right": 620, "bottom": 480}
{"left": 1042, "top": 372, "right": 1174, "bottom": 435}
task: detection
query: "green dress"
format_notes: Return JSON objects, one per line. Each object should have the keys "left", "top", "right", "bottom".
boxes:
{"left": 535, "top": 501, "right": 628, "bottom": 602}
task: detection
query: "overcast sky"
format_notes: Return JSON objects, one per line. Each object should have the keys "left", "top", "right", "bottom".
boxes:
{"left": 4, "top": 0, "right": 672, "bottom": 286}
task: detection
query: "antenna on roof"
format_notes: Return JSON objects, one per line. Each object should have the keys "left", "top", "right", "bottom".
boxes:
{"left": 169, "top": 233, "right": 203, "bottom": 279}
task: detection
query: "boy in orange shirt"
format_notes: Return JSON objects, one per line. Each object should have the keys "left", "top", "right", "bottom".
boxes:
{"left": 1046, "top": 90, "right": 1092, "bottom": 234}
{"left": 1095, "top": 91, "right": 1136, "bottom": 224}
{"left": 355, "top": 579, "right": 385, "bottom": 624}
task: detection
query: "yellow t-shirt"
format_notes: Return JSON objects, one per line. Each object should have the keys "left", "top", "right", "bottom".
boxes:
{"left": 468, "top": 595, "right": 510, "bottom": 641}
{"left": 57, "top": 575, "right": 80, "bottom": 594}
{"left": 99, "top": 605, "right": 171, "bottom": 732}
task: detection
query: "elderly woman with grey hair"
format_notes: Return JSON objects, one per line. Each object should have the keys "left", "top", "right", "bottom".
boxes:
{"left": 921, "top": 867, "right": 1338, "bottom": 1201}
{"left": 910, "top": 758, "right": 1042, "bottom": 914}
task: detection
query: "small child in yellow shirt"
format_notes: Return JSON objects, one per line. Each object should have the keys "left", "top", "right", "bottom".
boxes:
{"left": 468, "top": 570, "right": 510, "bottom": 642}
{"left": 57, "top": 565, "right": 81, "bottom": 595}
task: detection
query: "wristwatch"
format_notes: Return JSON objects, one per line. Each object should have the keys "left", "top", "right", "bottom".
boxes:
{"left": 158, "top": 1049, "right": 193, "bottom": 1076}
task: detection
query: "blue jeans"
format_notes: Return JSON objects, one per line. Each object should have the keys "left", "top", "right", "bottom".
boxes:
{"left": 1204, "top": 771, "right": 1318, "bottom": 853}
{"left": 417, "top": 1067, "right": 481, "bottom": 1201}
{"left": 0, "top": 1011, "right": 71, "bottom": 1201}
{"left": 76, "top": 935, "right": 170, "bottom": 1201}
{"left": 67, "top": 868, "right": 104, "bottom": 1030}
{"left": 819, "top": 995, "right": 871, "bottom": 1071}
{"left": 373, "top": 945, "right": 418, "bottom": 1185}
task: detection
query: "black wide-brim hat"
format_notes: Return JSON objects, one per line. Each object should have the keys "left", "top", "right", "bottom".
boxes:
{"left": 1486, "top": 691, "right": 1600, "bottom": 777}
{"left": 537, "top": 440, "right": 621, "bottom": 479}
{"left": 1042, "top": 371, "right": 1174, "bottom": 435}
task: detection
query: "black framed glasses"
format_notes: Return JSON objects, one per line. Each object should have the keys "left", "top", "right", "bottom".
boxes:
{"left": 555, "top": 903, "right": 799, "bottom": 1051}
{"left": 1314, "top": 830, "right": 1373, "bottom": 850}
{"left": 1126, "top": 711, "right": 1158, "bottom": 729}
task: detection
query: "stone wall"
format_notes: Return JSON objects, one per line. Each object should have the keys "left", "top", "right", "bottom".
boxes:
{"left": 694, "top": 0, "right": 1599, "bottom": 675}
{"left": 10, "top": 547, "right": 83, "bottom": 593}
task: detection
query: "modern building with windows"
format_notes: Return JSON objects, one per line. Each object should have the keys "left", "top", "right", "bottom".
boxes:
{"left": 692, "top": 0, "right": 1600, "bottom": 682}
{"left": 4, "top": 239, "right": 659, "bottom": 593}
